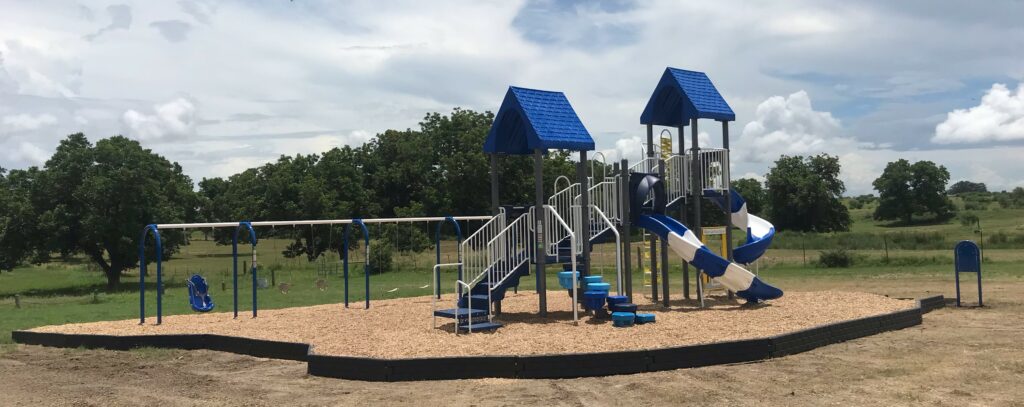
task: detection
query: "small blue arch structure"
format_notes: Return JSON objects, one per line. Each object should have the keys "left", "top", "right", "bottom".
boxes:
{"left": 343, "top": 219, "right": 371, "bottom": 309}
{"left": 954, "top": 240, "right": 983, "bottom": 307}
{"left": 138, "top": 224, "right": 163, "bottom": 324}
{"left": 434, "top": 216, "right": 463, "bottom": 299}
{"left": 233, "top": 221, "right": 258, "bottom": 318}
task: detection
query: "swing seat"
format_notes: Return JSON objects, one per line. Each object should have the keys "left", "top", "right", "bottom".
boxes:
{"left": 186, "top": 274, "right": 215, "bottom": 312}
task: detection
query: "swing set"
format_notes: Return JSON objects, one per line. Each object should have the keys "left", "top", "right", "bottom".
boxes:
{"left": 137, "top": 215, "right": 491, "bottom": 324}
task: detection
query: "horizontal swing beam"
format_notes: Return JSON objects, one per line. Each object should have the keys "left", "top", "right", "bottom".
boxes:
{"left": 153, "top": 216, "right": 494, "bottom": 230}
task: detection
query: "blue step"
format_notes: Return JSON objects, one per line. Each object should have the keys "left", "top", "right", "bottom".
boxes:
{"left": 434, "top": 308, "right": 488, "bottom": 320}
{"left": 457, "top": 294, "right": 491, "bottom": 308}
{"left": 457, "top": 321, "right": 503, "bottom": 332}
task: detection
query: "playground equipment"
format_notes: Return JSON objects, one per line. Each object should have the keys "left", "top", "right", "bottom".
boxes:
{"left": 954, "top": 240, "right": 983, "bottom": 307}
{"left": 137, "top": 216, "right": 491, "bottom": 324}
{"left": 137, "top": 66, "right": 783, "bottom": 333}
{"left": 186, "top": 274, "right": 214, "bottom": 312}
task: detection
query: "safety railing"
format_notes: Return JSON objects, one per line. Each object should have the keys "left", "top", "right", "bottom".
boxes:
{"left": 485, "top": 212, "right": 533, "bottom": 311}
{"left": 575, "top": 176, "right": 620, "bottom": 222}
{"left": 460, "top": 211, "right": 506, "bottom": 293}
{"left": 690, "top": 148, "right": 730, "bottom": 191}
{"left": 629, "top": 157, "right": 659, "bottom": 174}
{"left": 549, "top": 183, "right": 581, "bottom": 254}
{"left": 666, "top": 154, "right": 687, "bottom": 204}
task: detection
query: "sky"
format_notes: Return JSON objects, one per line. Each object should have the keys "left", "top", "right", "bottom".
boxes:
{"left": 1, "top": 0, "right": 1024, "bottom": 195}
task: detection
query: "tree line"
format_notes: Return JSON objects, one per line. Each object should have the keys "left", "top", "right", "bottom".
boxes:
{"left": 0, "top": 107, "right": 995, "bottom": 289}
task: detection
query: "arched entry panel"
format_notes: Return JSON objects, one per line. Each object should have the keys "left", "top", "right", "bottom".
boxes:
{"left": 343, "top": 220, "right": 371, "bottom": 309}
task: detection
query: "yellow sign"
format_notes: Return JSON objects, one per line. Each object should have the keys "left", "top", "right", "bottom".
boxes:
{"left": 660, "top": 136, "right": 672, "bottom": 160}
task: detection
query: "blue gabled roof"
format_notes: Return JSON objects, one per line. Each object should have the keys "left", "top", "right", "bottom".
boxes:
{"left": 640, "top": 67, "right": 735, "bottom": 126}
{"left": 484, "top": 86, "right": 595, "bottom": 155}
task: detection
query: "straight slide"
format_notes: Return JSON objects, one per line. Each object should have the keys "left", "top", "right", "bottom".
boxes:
{"left": 635, "top": 214, "right": 783, "bottom": 303}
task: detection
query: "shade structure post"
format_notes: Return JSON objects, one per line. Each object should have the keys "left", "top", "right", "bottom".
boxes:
{"left": 678, "top": 124, "right": 690, "bottom": 299}
{"left": 619, "top": 159, "right": 633, "bottom": 302}
{"left": 578, "top": 150, "right": 591, "bottom": 277}
{"left": 534, "top": 148, "right": 547, "bottom": 317}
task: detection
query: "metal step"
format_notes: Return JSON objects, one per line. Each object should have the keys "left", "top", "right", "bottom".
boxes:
{"left": 433, "top": 308, "right": 488, "bottom": 320}
{"left": 457, "top": 294, "right": 491, "bottom": 308}
{"left": 457, "top": 321, "right": 503, "bottom": 332}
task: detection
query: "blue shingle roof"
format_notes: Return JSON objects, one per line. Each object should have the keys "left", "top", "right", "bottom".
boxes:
{"left": 484, "top": 86, "right": 595, "bottom": 155}
{"left": 640, "top": 67, "right": 735, "bottom": 126}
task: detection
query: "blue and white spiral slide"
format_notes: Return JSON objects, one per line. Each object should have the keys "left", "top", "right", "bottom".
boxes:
{"left": 635, "top": 213, "right": 783, "bottom": 303}
{"left": 703, "top": 189, "right": 775, "bottom": 265}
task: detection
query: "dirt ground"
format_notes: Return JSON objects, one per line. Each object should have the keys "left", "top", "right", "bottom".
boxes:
{"left": 2, "top": 280, "right": 1023, "bottom": 406}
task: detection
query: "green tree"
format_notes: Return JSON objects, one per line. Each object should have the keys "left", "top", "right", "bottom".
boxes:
{"left": 764, "top": 154, "right": 851, "bottom": 232}
{"left": 947, "top": 180, "right": 987, "bottom": 195}
{"left": 0, "top": 167, "right": 42, "bottom": 270}
{"left": 872, "top": 159, "right": 955, "bottom": 224}
{"left": 32, "top": 134, "right": 197, "bottom": 290}
{"left": 732, "top": 178, "right": 766, "bottom": 215}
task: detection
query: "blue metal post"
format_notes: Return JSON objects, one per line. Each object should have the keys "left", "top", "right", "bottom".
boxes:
{"left": 138, "top": 224, "right": 162, "bottom": 324}
{"left": 343, "top": 224, "right": 350, "bottom": 308}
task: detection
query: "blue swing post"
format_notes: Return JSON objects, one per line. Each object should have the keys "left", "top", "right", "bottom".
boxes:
{"left": 138, "top": 224, "right": 163, "bottom": 324}
{"left": 233, "top": 221, "right": 258, "bottom": 318}
{"left": 434, "top": 216, "right": 463, "bottom": 299}
{"left": 954, "top": 240, "right": 983, "bottom": 307}
{"left": 343, "top": 219, "right": 370, "bottom": 309}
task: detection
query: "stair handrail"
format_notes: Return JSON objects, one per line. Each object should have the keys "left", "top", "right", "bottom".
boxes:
{"left": 432, "top": 262, "right": 463, "bottom": 329}
{"left": 460, "top": 211, "right": 506, "bottom": 294}
{"left": 484, "top": 212, "right": 533, "bottom": 311}
{"left": 543, "top": 204, "right": 579, "bottom": 325}
{"left": 590, "top": 205, "right": 623, "bottom": 296}
{"left": 454, "top": 279, "right": 473, "bottom": 335}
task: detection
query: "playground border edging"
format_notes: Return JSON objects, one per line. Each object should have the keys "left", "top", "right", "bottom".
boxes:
{"left": 12, "top": 296, "right": 940, "bottom": 381}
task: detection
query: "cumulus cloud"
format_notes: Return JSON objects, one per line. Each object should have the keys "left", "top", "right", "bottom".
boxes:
{"left": 3, "top": 113, "right": 57, "bottom": 130}
{"left": 932, "top": 83, "right": 1024, "bottom": 144}
{"left": 736, "top": 90, "right": 857, "bottom": 162}
{"left": 122, "top": 98, "right": 197, "bottom": 141}
{"left": 2, "top": 141, "right": 50, "bottom": 165}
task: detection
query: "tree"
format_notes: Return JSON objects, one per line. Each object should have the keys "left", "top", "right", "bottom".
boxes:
{"left": 764, "top": 154, "right": 851, "bottom": 232}
{"left": 872, "top": 159, "right": 955, "bottom": 224}
{"left": 32, "top": 134, "right": 197, "bottom": 290}
{"left": 947, "top": 180, "right": 988, "bottom": 195}
{"left": 0, "top": 167, "right": 42, "bottom": 271}
{"left": 732, "top": 178, "right": 766, "bottom": 215}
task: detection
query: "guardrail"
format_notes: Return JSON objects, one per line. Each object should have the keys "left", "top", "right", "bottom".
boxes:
{"left": 690, "top": 148, "right": 730, "bottom": 191}
{"left": 460, "top": 211, "right": 506, "bottom": 296}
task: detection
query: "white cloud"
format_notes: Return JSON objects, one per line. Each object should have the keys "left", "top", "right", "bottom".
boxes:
{"left": 2, "top": 141, "right": 49, "bottom": 165}
{"left": 735, "top": 90, "right": 854, "bottom": 162}
{"left": 933, "top": 83, "right": 1024, "bottom": 144}
{"left": 3, "top": 113, "right": 56, "bottom": 130}
{"left": 122, "top": 97, "right": 197, "bottom": 141}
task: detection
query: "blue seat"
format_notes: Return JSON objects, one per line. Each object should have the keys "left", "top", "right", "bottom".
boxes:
{"left": 186, "top": 274, "right": 215, "bottom": 312}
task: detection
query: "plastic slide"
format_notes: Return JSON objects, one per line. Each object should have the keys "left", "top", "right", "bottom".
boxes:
{"left": 703, "top": 189, "right": 775, "bottom": 264}
{"left": 635, "top": 214, "right": 782, "bottom": 303}
{"left": 186, "top": 274, "right": 215, "bottom": 312}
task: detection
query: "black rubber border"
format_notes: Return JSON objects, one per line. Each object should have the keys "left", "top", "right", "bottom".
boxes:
{"left": 917, "top": 295, "right": 945, "bottom": 314}
{"left": 13, "top": 296, "right": 938, "bottom": 381}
